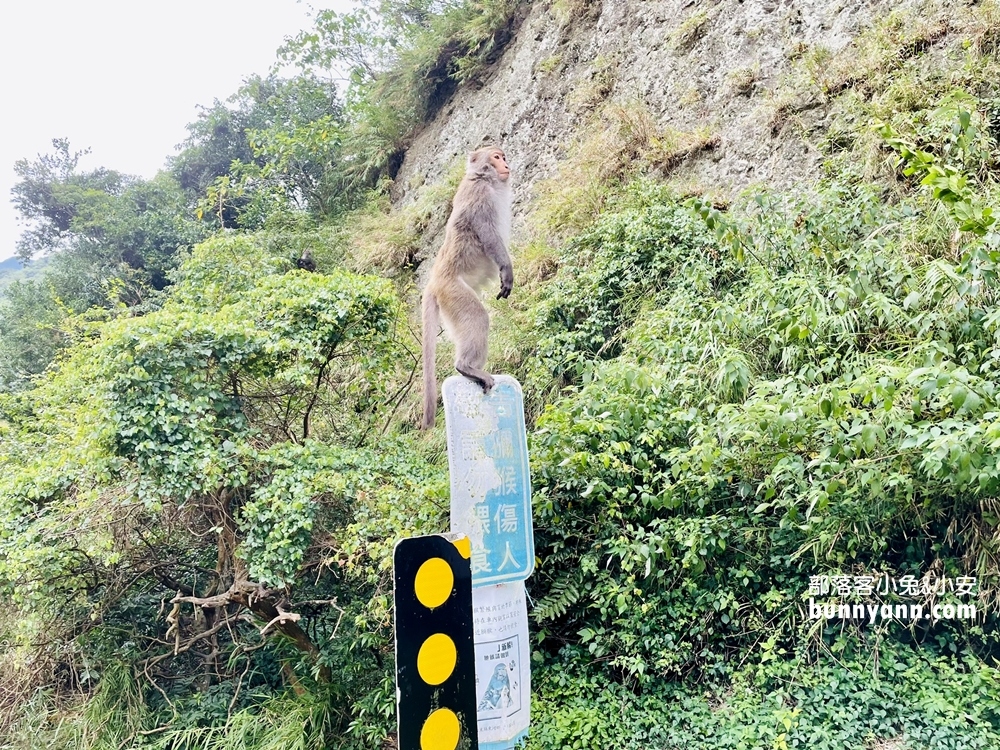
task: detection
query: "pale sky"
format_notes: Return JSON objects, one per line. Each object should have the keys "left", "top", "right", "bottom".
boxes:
{"left": 0, "top": 0, "right": 353, "bottom": 263}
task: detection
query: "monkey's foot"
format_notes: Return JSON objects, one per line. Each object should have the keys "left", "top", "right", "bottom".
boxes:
{"left": 457, "top": 367, "right": 494, "bottom": 393}
{"left": 472, "top": 373, "right": 495, "bottom": 393}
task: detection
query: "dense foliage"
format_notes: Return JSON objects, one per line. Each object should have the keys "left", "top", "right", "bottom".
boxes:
{"left": 525, "top": 177, "right": 1000, "bottom": 748}
{"left": 3, "top": 1, "right": 1000, "bottom": 749}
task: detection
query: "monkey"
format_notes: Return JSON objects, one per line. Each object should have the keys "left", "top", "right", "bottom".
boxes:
{"left": 421, "top": 146, "right": 513, "bottom": 430}
{"left": 295, "top": 249, "right": 316, "bottom": 272}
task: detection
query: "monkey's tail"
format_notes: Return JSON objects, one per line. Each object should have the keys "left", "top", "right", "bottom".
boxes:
{"left": 421, "top": 291, "right": 440, "bottom": 430}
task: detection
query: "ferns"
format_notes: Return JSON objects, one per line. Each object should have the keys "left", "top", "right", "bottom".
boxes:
{"left": 533, "top": 569, "right": 584, "bottom": 622}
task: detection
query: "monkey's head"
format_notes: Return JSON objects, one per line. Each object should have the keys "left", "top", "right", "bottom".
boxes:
{"left": 467, "top": 146, "right": 510, "bottom": 183}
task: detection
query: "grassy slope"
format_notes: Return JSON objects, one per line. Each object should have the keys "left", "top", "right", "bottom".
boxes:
{"left": 493, "top": 3, "right": 1000, "bottom": 748}
{"left": 290, "top": 2, "right": 1000, "bottom": 746}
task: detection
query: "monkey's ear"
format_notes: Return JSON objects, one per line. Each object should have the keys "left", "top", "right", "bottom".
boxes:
{"left": 466, "top": 150, "right": 492, "bottom": 177}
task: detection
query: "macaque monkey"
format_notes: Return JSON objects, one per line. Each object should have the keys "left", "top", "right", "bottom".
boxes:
{"left": 421, "top": 146, "right": 513, "bottom": 430}
{"left": 295, "top": 249, "right": 316, "bottom": 272}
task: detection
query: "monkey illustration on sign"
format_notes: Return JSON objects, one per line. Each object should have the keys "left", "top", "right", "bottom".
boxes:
{"left": 421, "top": 146, "right": 513, "bottom": 430}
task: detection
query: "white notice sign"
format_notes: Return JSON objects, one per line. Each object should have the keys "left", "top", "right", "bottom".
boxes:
{"left": 472, "top": 581, "right": 530, "bottom": 749}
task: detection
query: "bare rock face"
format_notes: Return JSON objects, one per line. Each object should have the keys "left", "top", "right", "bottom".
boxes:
{"left": 393, "top": 0, "right": 910, "bottom": 246}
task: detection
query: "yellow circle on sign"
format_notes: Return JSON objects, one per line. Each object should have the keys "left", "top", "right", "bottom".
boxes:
{"left": 417, "top": 633, "right": 457, "bottom": 685}
{"left": 414, "top": 557, "right": 453, "bottom": 609}
{"left": 420, "top": 708, "right": 460, "bottom": 750}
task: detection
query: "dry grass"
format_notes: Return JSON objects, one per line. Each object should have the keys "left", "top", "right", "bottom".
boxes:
{"left": 781, "top": 0, "right": 1000, "bottom": 185}
{"left": 518, "top": 239, "right": 560, "bottom": 289}
{"left": 810, "top": 10, "right": 950, "bottom": 97}
{"left": 969, "top": 0, "right": 1000, "bottom": 55}
{"left": 567, "top": 55, "right": 617, "bottom": 112}
{"left": 728, "top": 64, "right": 760, "bottom": 96}
{"left": 651, "top": 128, "right": 720, "bottom": 172}
{"left": 534, "top": 101, "right": 718, "bottom": 238}
{"left": 670, "top": 10, "right": 711, "bottom": 52}
{"left": 0, "top": 638, "right": 65, "bottom": 739}
{"left": 341, "top": 162, "right": 465, "bottom": 274}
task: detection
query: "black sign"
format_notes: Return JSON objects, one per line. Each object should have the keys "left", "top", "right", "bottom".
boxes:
{"left": 394, "top": 535, "right": 479, "bottom": 750}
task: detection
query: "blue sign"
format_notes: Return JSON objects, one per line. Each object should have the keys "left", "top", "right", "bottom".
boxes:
{"left": 443, "top": 375, "right": 534, "bottom": 587}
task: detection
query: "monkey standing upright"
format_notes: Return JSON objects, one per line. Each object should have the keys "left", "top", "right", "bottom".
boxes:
{"left": 421, "top": 146, "right": 513, "bottom": 430}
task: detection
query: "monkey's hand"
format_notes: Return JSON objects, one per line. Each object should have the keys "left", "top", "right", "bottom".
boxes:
{"left": 497, "top": 269, "right": 513, "bottom": 299}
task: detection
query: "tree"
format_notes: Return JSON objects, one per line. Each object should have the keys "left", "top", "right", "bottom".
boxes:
{"left": 0, "top": 240, "right": 416, "bottom": 734}
{"left": 0, "top": 279, "right": 66, "bottom": 390}
{"left": 3, "top": 141, "right": 208, "bottom": 390}
{"left": 170, "top": 73, "right": 348, "bottom": 227}
{"left": 12, "top": 140, "right": 205, "bottom": 302}
{"left": 12, "top": 138, "right": 124, "bottom": 262}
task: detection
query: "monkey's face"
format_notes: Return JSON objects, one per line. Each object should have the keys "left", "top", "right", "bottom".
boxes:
{"left": 490, "top": 150, "right": 510, "bottom": 182}
{"left": 469, "top": 147, "right": 511, "bottom": 182}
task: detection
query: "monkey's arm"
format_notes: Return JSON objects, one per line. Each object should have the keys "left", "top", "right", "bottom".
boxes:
{"left": 470, "top": 207, "right": 513, "bottom": 299}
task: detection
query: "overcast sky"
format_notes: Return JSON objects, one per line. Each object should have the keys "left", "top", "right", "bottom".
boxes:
{"left": 0, "top": 0, "right": 353, "bottom": 263}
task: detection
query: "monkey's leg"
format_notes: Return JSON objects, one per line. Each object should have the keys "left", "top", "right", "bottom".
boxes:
{"left": 448, "top": 289, "right": 494, "bottom": 393}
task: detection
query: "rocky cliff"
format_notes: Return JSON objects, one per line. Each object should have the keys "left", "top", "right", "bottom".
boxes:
{"left": 393, "top": 0, "right": 923, "bottom": 246}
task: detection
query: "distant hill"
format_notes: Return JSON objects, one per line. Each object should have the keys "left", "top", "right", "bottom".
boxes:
{"left": 0, "top": 255, "right": 52, "bottom": 295}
